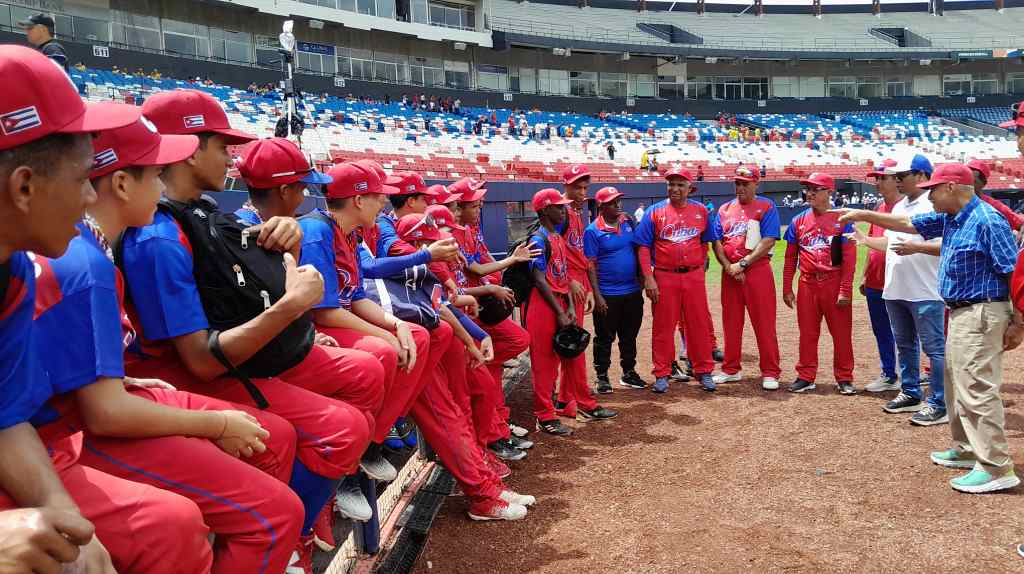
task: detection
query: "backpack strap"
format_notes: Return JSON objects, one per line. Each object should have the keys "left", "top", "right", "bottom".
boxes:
{"left": 208, "top": 330, "right": 270, "bottom": 409}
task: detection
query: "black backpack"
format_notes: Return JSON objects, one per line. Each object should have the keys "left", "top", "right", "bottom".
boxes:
{"left": 501, "top": 219, "right": 552, "bottom": 307}
{"left": 119, "top": 196, "right": 316, "bottom": 408}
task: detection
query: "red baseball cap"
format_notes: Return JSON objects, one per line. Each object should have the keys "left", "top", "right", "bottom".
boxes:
{"left": 141, "top": 89, "right": 256, "bottom": 144}
{"left": 356, "top": 159, "right": 388, "bottom": 183}
{"left": 397, "top": 213, "right": 442, "bottom": 243}
{"left": 919, "top": 163, "right": 974, "bottom": 189}
{"left": 664, "top": 166, "right": 694, "bottom": 182}
{"left": 0, "top": 45, "right": 140, "bottom": 151}
{"left": 428, "top": 184, "right": 461, "bottom": 204}
{"left": 532, "top": 188, "right": 572, "bottom": 212}
{"left": 733, "top": 165, "right": 760, "bottom": 183}
{"left": 867, "top": 159, "right": 898, "bottom": 178}
{"left": 325, "top": 162, "right": 399, "bottom": 200}
{"left": 385, "top": 171, "right": 432, "bottom": 196}
{"left": 425, "top": 204, "right": 465, "bottom": 231}
{"left": 451, "top": 177, "right": 487, "bottom": 202}
{"left": 967, "top": 159, "right": 990, "bottom": 181}
{"left": 562, "top": 164, "right": 591, "bottom": 185}
{"left": 595, "top": 186, "right": 623, "bottom": 205}
{"left": 999, "top": 102, "right": 1024, "bottom": 129}
{"left": 237, "top": 137, "right": 331, "bottom": 189}
{"left": 90, "top": 116, "right": 199, "bottom": 179}
{"left": 800, "top": 172, "right": 835, "bottom": 192}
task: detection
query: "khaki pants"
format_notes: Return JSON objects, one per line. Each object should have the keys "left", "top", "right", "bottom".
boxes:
{"left": 944, "top": 301, "right": 1014, "bottom": 475}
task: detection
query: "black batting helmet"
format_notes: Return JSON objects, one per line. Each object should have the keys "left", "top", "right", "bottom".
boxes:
{"left": 476, "top": 295, "right": 513, "bottom": 325}
{"left": 552, "top": 324, "right": 590, "bottom": 358}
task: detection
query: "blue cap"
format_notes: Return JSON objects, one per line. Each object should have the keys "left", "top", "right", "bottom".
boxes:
{"left": 885, "top": 154, "right": 933, "bottom": 176}
{"left": 300, "top": 170, "right": 333, "bottom": 185}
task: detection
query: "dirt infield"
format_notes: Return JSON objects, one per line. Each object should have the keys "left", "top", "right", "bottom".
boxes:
{"left": 413, "top": 289, "right": 1024, "bottom": 574}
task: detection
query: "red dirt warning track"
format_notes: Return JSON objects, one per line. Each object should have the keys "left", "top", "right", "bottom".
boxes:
{"left": 413, "top": 290, "right": 1024, "bottom": 573}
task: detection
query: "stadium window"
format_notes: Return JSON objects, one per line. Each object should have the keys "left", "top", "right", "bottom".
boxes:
{"left": 256, "top": 35, "right": 284, "bottom": 68}
{"left": 771, "top": 76, "right": 794, "bottom": 98}
{"left": 338, "top": 0, "right": 357, "bottom": 10}
{"left": 478, "top": 65, "right": 509, "bottom": 92}
{"left": 374, "top": 52, "right": 400, "bottom": 83}
{"left": 445, "top": 60, "right": 470, "bottom": 89}
{"left": 210, "top": 28, "right": 252, "bottom": 64}
{"left": 301, "top": 0, "right": 338, "bottom": 7}
{"left": 632, "top": 74, "right": 656, "bottom": 98}
{"left": 377, "top": 0, "right": 396, "bottom": 19}
{"left": 1009, "top": 73, "right": 1024, "bottom": 95}
{"left": 972, "top": 73, "right": 999, "bottom": 95}
{"left": 943, "top": 74, "right": 971, "bottom": 96}
{"left": 411, "top": 0, "right": 429, "bottom": 23}
{"left": 514, "top": 67, "right": 537, "bottom": 93}
{"left": 570, "top": 71, "right": 598, "bottom": 97}
{"left": 857, "top": 76, "right": 882, "bottom": 99}
{"left": 599, "top": 72, "right": 626, "bottom": 98}
{"left": 713, "top": 77, "right": 742, "bottom": 100}
{"left": 109, "top": 12, "right": 161, "bottom": 51}
{"left": 349, "top": 49, "right": 374, "bottom": 80}
{"left": 53, "top": 14, "right": 73, "bottom": 38}
{"left": 538, "top": 69, "right": 569, "bottom": 95}
{"left": 886, "top": 78, "right": 907, "bottom": 97}
{"left": 358, "top": 0, "right": 377, "bottom": 16}
{"left": 72, "top": 16, "right": 110, "bottom": 43}
{"left": 827, "top": 76, "right": 856, "bottom": 98}
{"left": 411, "top": 57, "right": 444, "bottom": 87}
{"left": 742, "top": 78, "right": 768, "bottom": 100}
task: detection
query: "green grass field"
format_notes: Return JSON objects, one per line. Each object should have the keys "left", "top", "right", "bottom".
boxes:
{"left": 704, "top": 223, "right": 871, "bottom": 300}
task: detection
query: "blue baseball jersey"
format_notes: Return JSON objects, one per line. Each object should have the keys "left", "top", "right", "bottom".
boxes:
{"left": 234, "top": 207, "right": 262, "bottom": 226}
{"left": 0, "top": 251, "right": 48, "bottom": 430}
{"left": 583, "top": 216, "right": 641, "bottom": 296}
{"left": 375, "top": 213, "right": 399, "bottom": 258}
{"left": 30, "top": 226, "right": 134, "bottom": 427}
{"left": 121, "top": 210, "right": 209, "bottom": 343}
{"left": 299, "top": 211, "right": 366, "bottom": 310}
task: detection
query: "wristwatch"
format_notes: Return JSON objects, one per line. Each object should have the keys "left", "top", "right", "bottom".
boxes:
{"left": 738, "top": 259, "right": 749, "bottom": 269}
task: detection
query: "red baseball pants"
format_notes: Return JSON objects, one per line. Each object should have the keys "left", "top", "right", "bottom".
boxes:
{"left": 652, "top": 269, "right": 715, "bottom": 378}
{"left": 127, "top": 349, "right": 373, "bottom": 479}
{"left": 77, "top": 388, "right": 304, "bottom": 574}
{"left": 405, "top": 321, "right": 504, "bottom": 509}
{"left": 720, "top": 261, "right": 781, "bottom": 378}
{"left": 526, "top": 290, "right": 596, "bottom": 421}
{"left": 795, "top": 274, "right": 854, "bottom": 382}
{"left": 0, "top": 434, "right": 214, "bottom": 574}
{"left": 478, "top": 317, "right": 529, "bottom": 441}
{"left": 316, "top": 326, "right": 433, "bottom": 444}
{"left": 446, "top": 343, "right": 504, "bottom": 447}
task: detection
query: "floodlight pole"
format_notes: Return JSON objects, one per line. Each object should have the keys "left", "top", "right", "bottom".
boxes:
{"left": 279, "top": 20, "right": 297, "bottom": 140}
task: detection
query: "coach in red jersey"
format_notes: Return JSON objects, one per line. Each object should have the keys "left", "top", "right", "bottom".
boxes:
{"left": 709, "top": 166, "right": 781, "bottom": 391}
{"left": 782, "top": 173, "right": 857, "bottom": 395}
{"left": 633, "top": 167, "right": 718, "bottom": 393}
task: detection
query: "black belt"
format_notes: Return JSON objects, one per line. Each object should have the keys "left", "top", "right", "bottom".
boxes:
{"left": 655, "top": 265, "right": 700, "bottom": 274}
{"left": 946, "top": 296, "right": 1009, "bottom": 310}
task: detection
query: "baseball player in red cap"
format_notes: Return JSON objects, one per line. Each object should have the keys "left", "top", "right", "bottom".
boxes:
{"left": 118, "top": 92, "right": 380, "bottom": 571}
{"left": 37, "top": 117, "right": 311, "bottom": 574}
{"left": 233, "top": 137, "right": 332, "bottom": 229}
{"left": 1006, "top": 103, "right": 1024, "bottom": 318}
{"left": 782, "top": 172, "right": 857, "bottom": 395}
{"left": 301, "top": 162, "right": 532, "bottom": 521}
{"left": 0, "top": 45, "right": 200, "bottom": 573}
{"left": 709, "top": 166, "right": 782, "bottom": 390}
{"left": 528, "top": 189, "right": 617, "bottom": 435}
{"left": 856, "top": 158, "right": 900, "bottom": 393}
{"left": 560, "top": 164, "right": 596, "bottom": 311}
{"left": 633, "top": 167, "right": 718, "bottom": 393}
{"left": 966, "top": 159, "right": 1024, "bottom": 232}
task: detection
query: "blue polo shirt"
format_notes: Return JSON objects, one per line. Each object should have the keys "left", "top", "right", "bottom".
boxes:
{"left": 911, "top": 196, "right": 1017, "bottom": 302}
{"left": 583, "top": 216, "right": 641, "bottom": 296}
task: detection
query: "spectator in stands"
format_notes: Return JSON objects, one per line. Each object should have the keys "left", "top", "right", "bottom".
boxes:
{"left": 968, "top": 159, "right": 1024, "bottom": 233}
{"left": 401, "top": 93, "right": 409, "bottom": 106}
{"left": 697, "top": 165, "right": 705, "bottom": 182}
{"left": 640, "top": 150, "right": 649, "bottom": 172}
{"left": 760, "top": 164, "right": 767, "bottom": 178}
{"left": 73, "top": 61, "right": 86, "bottom": 71}
{"left": 606, "top": 142, "right": 616, "bottom": 160}
{"left": 150, "top": 69, "right": 161, "bottom": 80}
{"left": 454, "top": 98, "right": 461, "bottom": 113}
{"left": 18, "top": 13, "right": 66, "bottom": 71}
{"left": 490, "top": 110, "right": 497, "bottom": 125}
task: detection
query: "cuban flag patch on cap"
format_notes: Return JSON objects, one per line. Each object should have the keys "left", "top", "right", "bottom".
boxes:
{"left": 183, "top": 114, "right": 205, "bottom": 129}
{"left": 0, "top": 106, "right": 42, "bottom": 135}
{"left": 93, "top": 148, "right": 118, "bottom": 170}
{"left": 355, "top": 181, "right": 368, "bottom": 192}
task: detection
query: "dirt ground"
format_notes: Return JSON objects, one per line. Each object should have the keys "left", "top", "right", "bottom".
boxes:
{"left": 412, "top": 289, "right": 1024, "bottom": 574}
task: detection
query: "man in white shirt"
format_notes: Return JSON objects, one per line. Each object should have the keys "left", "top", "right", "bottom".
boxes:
{"left": 633, "top": 203, "right": 646, "bottom": 221}
{"left": 851, "top": 154, "right": 947, "bottom": 426}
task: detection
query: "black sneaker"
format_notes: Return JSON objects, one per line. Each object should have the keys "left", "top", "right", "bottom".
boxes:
{"left": 577, "top": 406, "right": 618, "bottom": 421}
{"left": 596, "top": 374, "right": 613, "bottom": 394}
{"left": 910, "top": 405, "right": 948, "bottom": 426}
{"left": 508, "top": 435, "right": 534, "bottom": 450}
{"left": 837, "top": 381, "right": 857, "bottom": 396}
{"left": 788, "top": 379, "right": 816, "bottom": 393}
{"left": 488, "top": 439, "right": 527, "bottom": 461}
{"left": 883, "top": 392, "right": 922, "bottom": 413}
{"left": 537, "top": 419, "right": 573, "bottom": 436}
{"left": 670, "top": 361, "right": 690, "bottom": 382}
{"left": 619, "top": 370, "right": 647, "bottom": 389}
{"left": 712, "top": 348, "right": 725, "bottom": 363}
{"left": 685, "top": 359, "right": 694, "bottom": 378}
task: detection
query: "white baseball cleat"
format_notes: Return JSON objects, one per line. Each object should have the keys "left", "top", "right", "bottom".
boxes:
{"left": 762, "top": 377, "right": 780, "bottom": 390}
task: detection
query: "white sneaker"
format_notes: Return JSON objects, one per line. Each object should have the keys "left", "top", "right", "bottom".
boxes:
{"left": 500, "top": 490, "right": 536, "bottom": 507}
{"left": 762, "top": 377, "right": 780, "bottom": 390}
{"left": 712, "top": 372, "right": 742, "bottom": 385}
{"left": 468, "top": 501, "right": 528, "bottom": 521}
{"left": 509, "top": 423, "right": 530, "bottom": 438}
{"left": 865, "top": 374, "right": 899, "bottom": 393}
